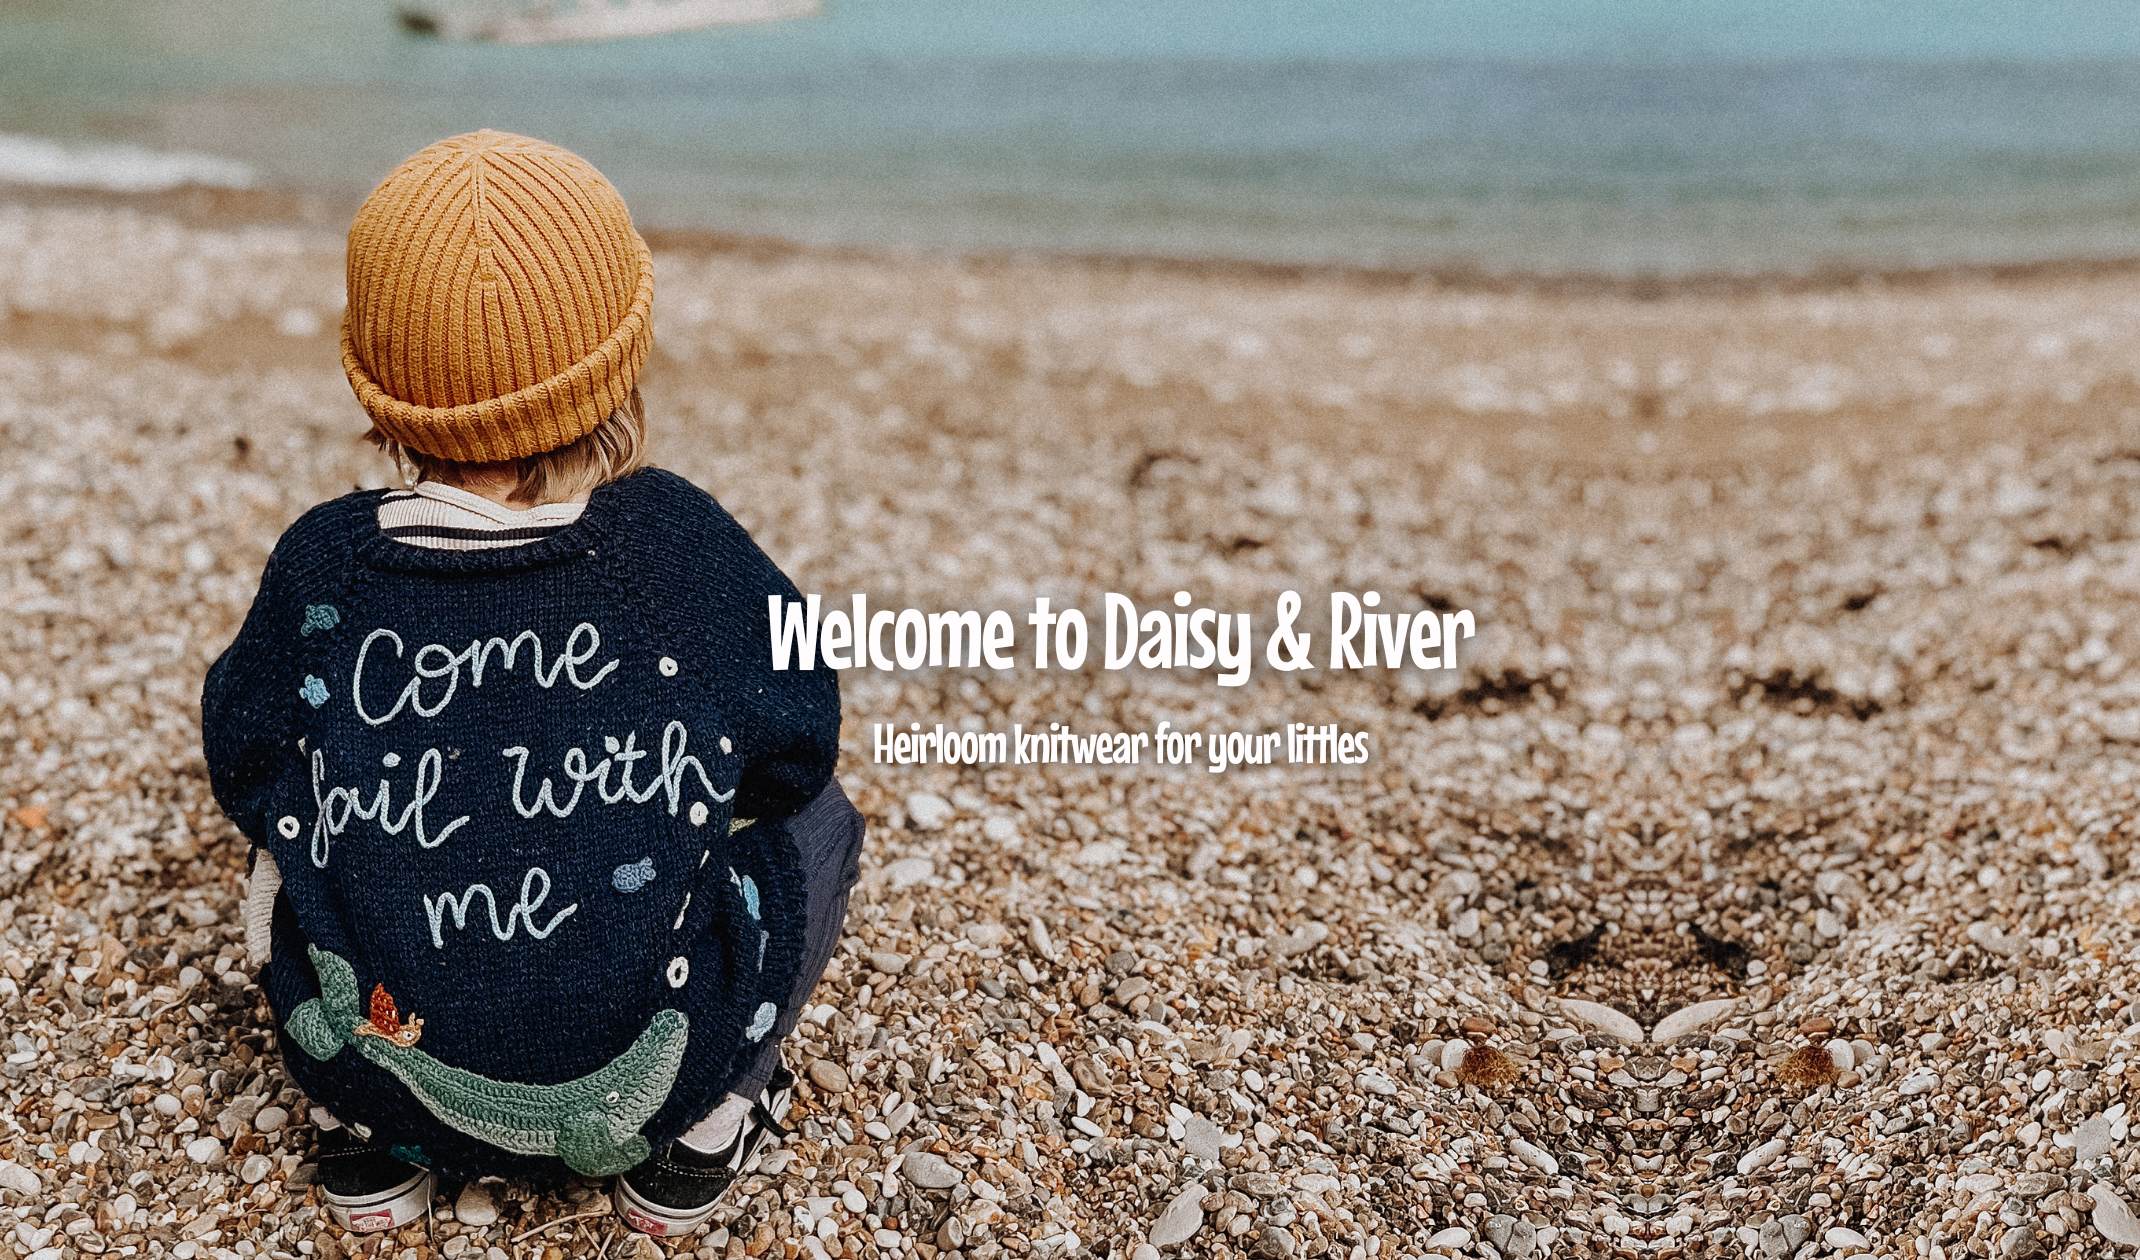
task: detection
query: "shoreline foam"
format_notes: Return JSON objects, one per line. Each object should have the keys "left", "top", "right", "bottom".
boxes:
{"left": 19, "top": 181, "right": 2140, "bottom": 298}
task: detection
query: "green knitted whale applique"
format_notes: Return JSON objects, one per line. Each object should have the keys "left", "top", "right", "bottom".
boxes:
{"left": 286, "top": 946, "right": 688, "bottom": 1176}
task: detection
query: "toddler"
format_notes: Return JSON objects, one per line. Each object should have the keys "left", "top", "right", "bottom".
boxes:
{"left": 202, "top": 131, "right": 861, "bottom": 1238}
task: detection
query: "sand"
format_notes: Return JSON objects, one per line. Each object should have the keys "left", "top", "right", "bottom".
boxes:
{"left": 4, "top": 198, "right": 2140, "bottom": 1260}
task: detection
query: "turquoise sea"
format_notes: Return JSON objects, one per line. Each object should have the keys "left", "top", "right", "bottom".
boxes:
{"left": 8, "top": 0, "right": 2140, "bottom": 274}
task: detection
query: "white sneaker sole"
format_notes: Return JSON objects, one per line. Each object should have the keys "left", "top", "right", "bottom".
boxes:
{"left": 325, "top": 1169, "right": 435, "bottom": 1234}
{"left": 614, "top": 1172, "right": 725, "bottom": 1237}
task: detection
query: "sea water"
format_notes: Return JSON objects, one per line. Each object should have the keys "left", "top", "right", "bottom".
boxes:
{"left": 7, "top": 0, "right": 2140, "bottom": 274}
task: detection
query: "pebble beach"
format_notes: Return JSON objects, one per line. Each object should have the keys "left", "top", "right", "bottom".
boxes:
{"left": 8, "top": 198, "right": 2140, "bottom": 1260}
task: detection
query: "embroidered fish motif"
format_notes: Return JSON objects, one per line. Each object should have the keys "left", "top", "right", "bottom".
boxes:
{"left": 745, "top": 1000, "right": 778, "bottom": 1041}
{"left": 300, "top": 604, "right": 341, "bottom": 636}
{"left": 612, "top": 858, "right": 656, "bottom": 893}
{"left": 288, "top": 947, "right": 688, "bottom": 1177}
{"left": 353, "top": 982, "right": 424, "bottom": 1048}
{"left": 299, "top": 675, "right": 329, "bottom": 708}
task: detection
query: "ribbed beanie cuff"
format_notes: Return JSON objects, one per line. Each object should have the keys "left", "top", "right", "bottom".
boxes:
{"left": 342, "top": 130, "right": 654, "bottom": 463}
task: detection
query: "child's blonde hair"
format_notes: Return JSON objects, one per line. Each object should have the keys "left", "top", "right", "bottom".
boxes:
{"left": 366, "top": 388, "right": 647, "bottom": 506}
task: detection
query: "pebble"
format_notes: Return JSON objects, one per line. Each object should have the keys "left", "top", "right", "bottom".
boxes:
{"left": 1426, "top": 1226, "right": 1471, "bottom": 1251}
{"left": 239, "top": 1152, "right": 272, "bottom": 1183}
{"left": 810, "top": 1060, "right": 852, "bottom": 1093}
{"left": 1649, "top": 998, "right": 1737, "bottom": 1044}
{"left": 1440, "top": 1039, "right": 1471, "bottom": 1071}
{"left": 1357, "top": 1067, "right": 1399, "bottom": 1095}
{"left": 884, "top": 856, "right": 934, "bottom": 891}
{"left": 1757, "top": 1220, "right": 1786, "bottom": 1257}
{"left": 1182, "top": 1114, "right": 1223, "bottom": 1162}
{"left": 184, "top": 1136, "right": 224, "bottom": 1164}
{"left": 904, "top": 792, "right": 954, "bottom": 829}
{"left": 1480, "top": 1215, "right": 1532, "bottom": 1249}
{"left": 2095, "top": 1183, "right": 2140, "bottom": 1246}
{"left": 1269, "top": 922, "right": 1330, "bottom": 957}
{"left": 1149, "top": 1183, "right": 1207, "bottom": 1247}
{"left": 1779, "top": 1215, "right": 1811, "bottom": 1249}
{"left": 2070, "top": 1115, "right": 2114, "bottom": 1162}
{"left": 1510, "top": 1137, "right": 1559, "bottom": 1175}
{"left": 1559, "top": 999, "right": 1645, "bottom": 1044}
{"left": 1738, "top": 1138, "right": 1787, "bottom": 1175}
{"left": 1233, "top": 1172, "right": 1284, "bottom": 1197}
{"left": 457, "top": 1182, "right": 499, "bottom": 1227}
{"left": 901, "top": 1151, "right": 963, "bottom": 1189}
{"left": 1132, "top": 1247, "right": 1161, "bottom": 1260}
{"left": 1825, "top": 1226, "right": 1868, "bottom": 1251}
{"left": 252, "top": 1104, "right": 289, "bottom": 1133}
{"left": 1968, "top": 921, "right": 2027, "bottom": 958}
{"left": 0, "top": 1161, "right": 39, "bottom": 1196}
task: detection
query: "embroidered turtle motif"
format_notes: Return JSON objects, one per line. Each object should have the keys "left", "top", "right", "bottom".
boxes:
{"left": 354, "top": 982, "right": 424, "bottom": 1048}
{"left": 300, "top": 604, "right": 342, "bottom": 636}
{"left": 299, "top": 675, "right": 329, "bottom": 707}
{"left": 612, "top": 857, "right": 657, "bottom": 893}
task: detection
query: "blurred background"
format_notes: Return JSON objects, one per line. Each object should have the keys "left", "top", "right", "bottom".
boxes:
{"left": 11, "top": 0, "right": 2140, "bottom": 275}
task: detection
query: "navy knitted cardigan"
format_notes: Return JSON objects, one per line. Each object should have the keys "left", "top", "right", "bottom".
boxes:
{"left": 201, "top": 468, "right": 839, "bottom": 1182}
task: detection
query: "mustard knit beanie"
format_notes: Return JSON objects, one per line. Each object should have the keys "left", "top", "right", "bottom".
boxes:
{"left": 341, "top": 130, "right": 654, "bottom": 464}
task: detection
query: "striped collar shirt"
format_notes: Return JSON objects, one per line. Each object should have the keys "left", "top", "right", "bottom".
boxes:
{"left": 375, "top": 481, "right": 589, "bottom": 551}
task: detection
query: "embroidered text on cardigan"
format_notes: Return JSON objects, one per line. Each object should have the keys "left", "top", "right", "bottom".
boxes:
{"left": 502, "top": 720, "right": 732, "bottom": 821}
{"left": 354, "top": 622, "right": 620, "bottom": 726}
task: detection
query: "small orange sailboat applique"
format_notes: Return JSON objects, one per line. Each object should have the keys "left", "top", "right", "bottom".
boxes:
{"left": 353, "top": 983, "right": 425, "bottom": 1048}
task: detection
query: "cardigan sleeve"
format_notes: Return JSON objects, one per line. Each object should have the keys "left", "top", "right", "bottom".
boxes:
{"left": 200, "top": 498, "right": 359, "bottom": 845}
{"left": 619, "top": 470, "right": 842, "bottom": 825}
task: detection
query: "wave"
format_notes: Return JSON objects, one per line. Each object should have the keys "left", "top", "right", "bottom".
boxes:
{"left": 0, "top": 134, "right": 256, "bottom": 195}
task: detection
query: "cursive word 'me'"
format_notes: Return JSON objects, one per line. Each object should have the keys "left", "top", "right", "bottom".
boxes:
{"left": 423, "top": 866, "right": 578, "bottom": 949}
{"left": 353, "top": 623, "right": 620, "bottom": 727}
{"left": 502, "top": 720, "right": 735, "bottom": 821}
{"left": 308, "top": 746, "right": 470, "bottom": 869}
